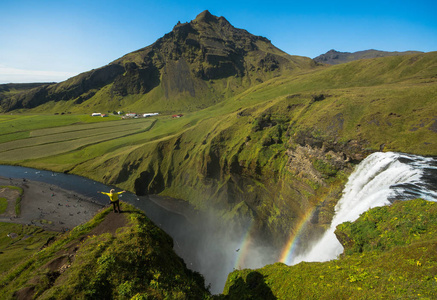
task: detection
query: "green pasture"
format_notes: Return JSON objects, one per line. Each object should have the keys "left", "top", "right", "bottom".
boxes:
{"left": 0, "top": 117, "right": 155, "bottom": 162}
{"left": 0, "top": 121, "right": 150, "bottom": 152}
{"left": 0, "top": 114, "right": 120, "bottom": 144}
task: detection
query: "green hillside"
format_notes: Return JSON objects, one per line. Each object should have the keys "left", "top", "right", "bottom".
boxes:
{"left": 0, "top": 51, "right": 436, "bottom": 249}
{"left": 0, "top": 203, "right": 210, "bottom": 299}
{"left": 221, "top": 199, "right": 437, "bottom": 299}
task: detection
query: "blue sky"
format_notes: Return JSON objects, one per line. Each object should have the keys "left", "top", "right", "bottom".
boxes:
{"left": 1, "top": 0, "right": 436, "bottom": 83}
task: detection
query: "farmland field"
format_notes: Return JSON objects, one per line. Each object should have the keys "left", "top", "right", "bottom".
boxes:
{"left": 0, "top": 116, "right": 155, "bottom": 162}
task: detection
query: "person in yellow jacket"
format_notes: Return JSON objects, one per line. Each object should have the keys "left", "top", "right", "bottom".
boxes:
{"left": 98, "top": 189, "right": 126, "bottom": 213}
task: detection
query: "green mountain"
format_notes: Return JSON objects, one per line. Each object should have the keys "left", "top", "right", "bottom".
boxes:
{"left": 0, "top": 10, "right": 436, "bottom": 299}
{"left": 1, "top": 51, "right": 436, "bottom": 251}
{"left": 221, "top": 198, "right": 437, "bottom": 299}
{"left": 0, "top": 10, "right": 314, "bottom": 114}
{"left": 0, "top": 10, "right": 436, "bottom": 284}
{"left": 0, "top": 203, "right": 210, "bottom": 299}
{"left": 64, "top": 50, "right": 436, "bottom": 248}
{"left": 313, "top": 49, "right": 423, "bottom": 65}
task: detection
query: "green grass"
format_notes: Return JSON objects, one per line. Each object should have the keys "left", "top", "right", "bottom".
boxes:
{"left": 0, "top": 185, "right": 24, "bottom": 216}
{"left": 0, "top": 223, "right": 59, "bottom": 274}
{"left": 0, "top": 118, "right": 154, "bottom": 162}
{"left": 222, "top": 199, "right": 437, "bottom": 299}
{"left": 0, "top": 203, "right": 211, "bottom": 299}
{"left": 336, "top": 198, "right": 437, "bottom": 254}
{"left": 0, "top": 198, "right": 7, "bottom": 214}
{"left": 0, "top": 114, "right": 120, "bottom": 136}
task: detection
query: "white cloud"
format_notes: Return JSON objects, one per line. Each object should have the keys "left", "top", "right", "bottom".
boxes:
{"left": 0, "top": 65, "right": 77, "bottom": 84}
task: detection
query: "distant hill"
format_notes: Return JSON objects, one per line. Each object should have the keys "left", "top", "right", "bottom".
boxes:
{"left": 313, "top": 49, "right": 423, "bottom": 65}
{"left": 0, "top": 10, "right": 314, "bottom": 113}
{"left": 0, "top": 82, "right": 55, "bottom": 92}
{"left": 0, "top": 82, "right": 54, "bottom": 106}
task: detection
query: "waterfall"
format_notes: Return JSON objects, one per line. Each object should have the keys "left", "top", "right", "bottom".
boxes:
{"left": 292, "top": 152, "right": 437, "bottom": 264}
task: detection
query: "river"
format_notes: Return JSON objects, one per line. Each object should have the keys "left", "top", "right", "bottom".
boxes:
{"left": 0, "top": 164, "right": 237, "bottom": 294}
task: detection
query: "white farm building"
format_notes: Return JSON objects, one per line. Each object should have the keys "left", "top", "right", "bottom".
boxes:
{"left": 143, "top": 113, "right": 159, "bottom": 117}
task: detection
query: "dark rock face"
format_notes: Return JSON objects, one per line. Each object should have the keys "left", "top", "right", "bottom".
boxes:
{"left": 111, "top": 63, "right": 160, "bottom": 96}
{"left": 1, "top": 10, "right": 311, "bottom": 112}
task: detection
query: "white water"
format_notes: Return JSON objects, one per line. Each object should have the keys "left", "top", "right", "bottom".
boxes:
{"left": 293, "top": 152, "right": 437, "bottom": 264}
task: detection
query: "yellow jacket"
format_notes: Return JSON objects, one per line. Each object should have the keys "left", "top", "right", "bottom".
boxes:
{"left": 100, "top": 191, "right": 125, "bottom": 202}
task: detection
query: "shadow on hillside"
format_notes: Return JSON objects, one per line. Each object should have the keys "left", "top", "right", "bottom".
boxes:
{"left": 224, "top": 271, "right": 276, "bottom": 300}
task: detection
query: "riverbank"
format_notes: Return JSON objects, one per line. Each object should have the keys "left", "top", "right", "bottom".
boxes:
{"left": 0, "top": 176, "right": 104, "bottom": 232}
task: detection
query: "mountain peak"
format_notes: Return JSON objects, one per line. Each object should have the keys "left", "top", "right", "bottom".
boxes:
{"left": 195, "top": 10, "right": 214, "bottom": 22}
{"left": 192, "top": 10, "right": 230, "bottom": 26}
{"left": 0, "top": 11, "right": 314, "bottom": 113}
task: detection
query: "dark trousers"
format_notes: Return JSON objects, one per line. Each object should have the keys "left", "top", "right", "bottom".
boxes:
{"left": 111, "top": 200, "right": 121, "bottom": 212}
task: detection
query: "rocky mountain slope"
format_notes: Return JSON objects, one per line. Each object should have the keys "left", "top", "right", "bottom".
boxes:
{"left": 314, "top": 49, "right": 423, "bottom": 65}
{"left": 0, "top": 10, "right": 314, "bottom": 113}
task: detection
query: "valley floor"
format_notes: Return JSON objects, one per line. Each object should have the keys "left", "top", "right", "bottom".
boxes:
{"left": 0, "top": 176, "right": 104, "bottom": 232}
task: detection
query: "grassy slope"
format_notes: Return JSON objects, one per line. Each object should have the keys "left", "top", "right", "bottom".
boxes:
{"left": 221, "top": 199, "right": 437, "bottom": 299}
{"left": 13, "top": 52, "right": 434, "bottom": 170}
{"left": 0, "top": 223, "right": 59, "bottom": 275}
{"left": 0, "top": 52, "right": 436, "bottom": 246}
{"left": 3, "top": 52, "right": 435, "bottom": 163}
{"left": 0, "top": 203, "right": 210, "bottom": 299}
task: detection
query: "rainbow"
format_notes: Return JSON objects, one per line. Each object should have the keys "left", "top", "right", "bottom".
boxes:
{"left": 233, "top": 220, "right": 257, "bottom": 269}
{"left": 233, "top": 206, "right": 319, "bottom": 268}
{"left": 278, "top": 206, "right": 318, "bottom": 265}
